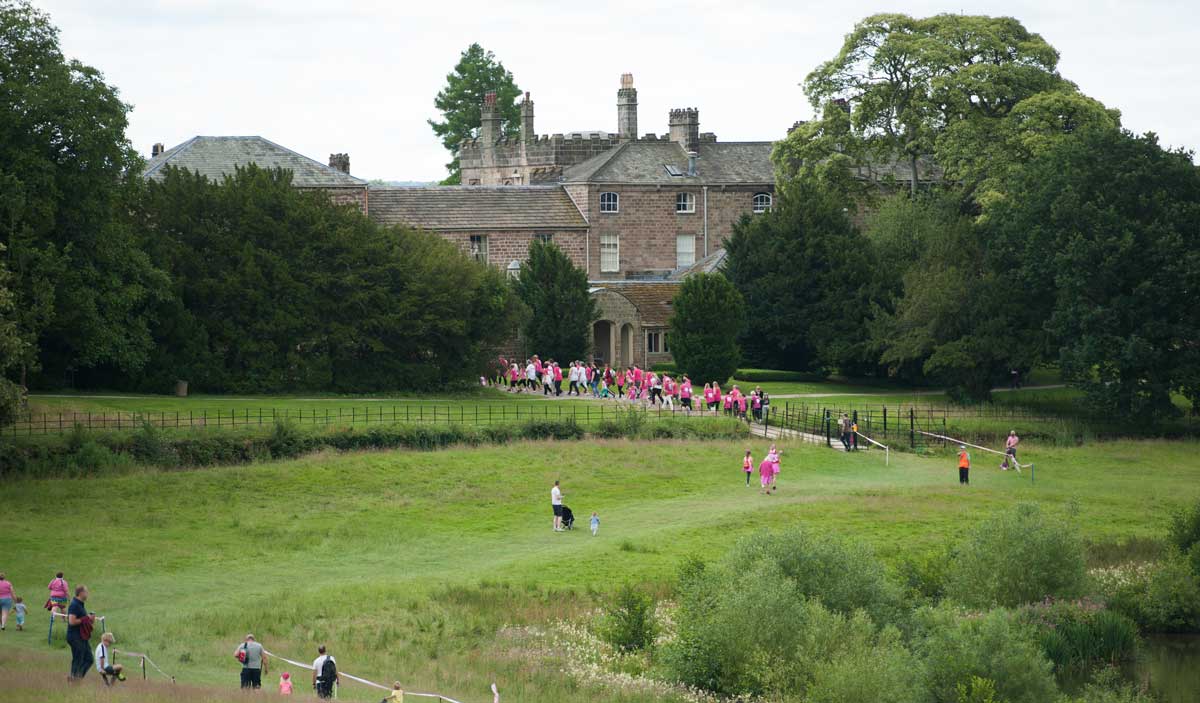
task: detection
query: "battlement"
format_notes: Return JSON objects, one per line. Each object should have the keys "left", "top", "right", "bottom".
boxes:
{"left": 668, "top": 107, "right": 699, "bottom": 123}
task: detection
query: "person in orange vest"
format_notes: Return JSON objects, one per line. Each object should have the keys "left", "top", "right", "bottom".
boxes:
{"left": 957, "top": 445, "right": 970, "bottom": 485}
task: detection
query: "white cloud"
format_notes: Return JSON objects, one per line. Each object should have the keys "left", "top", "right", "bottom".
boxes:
{"left": 35, "top": 0, "right": 1200, "bottom": 180}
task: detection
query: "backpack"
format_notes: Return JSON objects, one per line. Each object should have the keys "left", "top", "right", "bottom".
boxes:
{"left": 235, "top": 643, "right": 248, "bottom": 664}
{"left": 317, "top": 656, "right": 338, "bottom": 696}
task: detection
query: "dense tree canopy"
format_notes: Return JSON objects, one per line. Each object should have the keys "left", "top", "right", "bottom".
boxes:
{"left": 513, "top": 239, "right": 595, "bottom": 363}
{"left": 0, "top": 0, "right": 167, "bottom": 387}
{"left": 428, "top": 43, "right": 521, "bottom": 184}
{"left": 724, "top": 184, "right": 879, "bottom": 373}
{"left": 669, "top": 273, "right": 745, "bottom": 384}
{"left": 123, "top": 165, "right": 520, "bottom": 393}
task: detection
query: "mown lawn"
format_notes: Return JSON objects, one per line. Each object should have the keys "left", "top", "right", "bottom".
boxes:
{"left": 1, "top": 437, "right": 1198, "bottom": 702}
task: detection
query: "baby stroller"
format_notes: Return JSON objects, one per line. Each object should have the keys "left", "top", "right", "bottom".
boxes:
{"left": 560, "top": 505, "right": 575, "bottom": 530}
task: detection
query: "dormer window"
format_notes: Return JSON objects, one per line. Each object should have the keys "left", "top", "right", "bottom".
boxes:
{"left": 600, "top": 192, "right": 619, "bottom": 213}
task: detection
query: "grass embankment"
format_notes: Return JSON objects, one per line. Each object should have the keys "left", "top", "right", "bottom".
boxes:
{"left": 1, "top": 438, "right": 1197, "bottom": 702}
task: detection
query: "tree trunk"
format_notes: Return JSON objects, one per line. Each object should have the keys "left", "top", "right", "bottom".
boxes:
{"left": 910, "top": 153, "right": 919, "bottom": 196}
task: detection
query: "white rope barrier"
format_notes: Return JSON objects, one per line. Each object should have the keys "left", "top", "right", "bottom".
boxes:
{"left": 262, "top": 648, "right": 479, "bottom": 703}
{"left": 854, "top": 431, "right": 889, "bottom": 465}
{"left": 114, "top": 648, "right": 175, "bottom": 682}
{"left": 916, "top": 430, "right": 1025, "bottom": 473}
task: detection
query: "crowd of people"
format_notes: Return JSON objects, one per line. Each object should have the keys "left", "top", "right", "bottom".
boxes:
{"left": 492, "top": 355, "right": 773, "bottom": 421}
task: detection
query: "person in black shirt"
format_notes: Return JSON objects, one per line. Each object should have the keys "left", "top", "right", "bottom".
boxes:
{"left": 66, "top": 585, "right": 95, "bottom": 680}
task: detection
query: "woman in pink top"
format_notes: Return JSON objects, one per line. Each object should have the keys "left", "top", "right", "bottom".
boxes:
{"left": 680, "top": 377, "right": 693, "bottom": 412}
{"left": 758, "top": 457, "right": 775, "bottom": 494}
{"left": 47, "top": 572, "right": 68, "bottom": 613}
{"left": 713, "top": 384, "right": 723, "bottom": 415}
{"left": 0, "top": 572, "right": 14, "bottom": 630}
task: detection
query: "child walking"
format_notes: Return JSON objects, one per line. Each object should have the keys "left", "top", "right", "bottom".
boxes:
{"left": 743, "top": 450, "right": 753, "bottom": 487}
{"left": 279, "top": 671, "right": 293, "bottom": 695}
{"left": 590, "top": 512, "right": 600, "bottom": 536}
{"left": 13, "top": 596, "right": 25, "bottom": 630}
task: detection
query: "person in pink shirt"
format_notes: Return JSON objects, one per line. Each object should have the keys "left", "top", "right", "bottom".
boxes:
{"left": 723, "top": 391, "right": 733, "bottom": 416}
{"left": 0, "top": 572, "right": 14, "bottom": 630}
{"left": 553, "top": 362, "right": 563, "bottom": 396}
{"left": 631, "top": 366, "right": 643, "bottom": 394}
{"left": 47, "top": 571, "right": 69, "bottom": 614}
{"left": 702, "top": 383, "right": 713, "bottom": 411}
{"left": 680, "top": 376, "right": 693, "bottom": 413}
{"left": 713, "top": 384, "right": 723, "bottom": 415}
{"left": 758, "top": 456, "right": 775, "bottom": 494}
{"left": 662, "top": 375, "right": 675, "bottom": 410}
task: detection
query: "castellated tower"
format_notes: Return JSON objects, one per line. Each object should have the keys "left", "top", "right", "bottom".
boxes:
{"left": 617, "top": 73, "right": 638, "bottom": 140}
{"left": 669, "top": 108, "right": 700, "bottom": 152}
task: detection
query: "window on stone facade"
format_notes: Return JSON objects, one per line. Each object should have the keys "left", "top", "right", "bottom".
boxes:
{"left": 600, "top": 234, "right": 619, "bottom": 273}
{"left": 468, "top": 178, "right": 481, "bottom": 186}
{"left": 753, "top": 192, "right": 773, "bottom": 214}
{"left": 675, "top": 192, "right": 695, "bottom": 213}
{"left": 600, "top": 192, "right": 619, "bottom": 213}
{"left": 469, "top": 235, "right": 488, "bottom": 264}
{"left": 676, "top": 234, "right": 696, "bottom": 268}
{"left": 647, "top": 330, "right": 668, "bottom": 354}
{"left": 535, "top": 232, "right": 553, "bottom": 244}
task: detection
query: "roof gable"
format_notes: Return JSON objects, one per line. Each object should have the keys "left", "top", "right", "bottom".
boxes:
{"left": 562, "top": 140, "right": 774, "bottom": 185}
{"left": 143, "top": 136, "right": 366, "bottom": 188}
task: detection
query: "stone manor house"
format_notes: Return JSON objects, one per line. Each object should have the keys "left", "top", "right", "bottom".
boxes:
{"left": 144, "top": 75, "right": 780, "bottom": 369}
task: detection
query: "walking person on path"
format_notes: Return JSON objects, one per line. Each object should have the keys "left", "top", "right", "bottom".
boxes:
{"left": 234, "top": 634, "right": 268, "bottom": 689}
{"left": 551, "top": 480, "right": 565, "bottom": 532}
{"left": 0, "top": 572, "right": 14, "bottom": 631}
{"left": 743, "top": 450, "right": 753, "bottom": 487}
{"left": 1002, "top": 430, "right": 1020, "bottom": 470}
{"left": 838, "top": 414, "right": 852, "bottom": 451}
{"left": 66, "top": 585, "right": 96, "bottom": 680}
{"left": 958, "top": 446, "right": 971, "bottom": 485}
{"left": 312, "top": 644, "right": 339, "bottom": 699}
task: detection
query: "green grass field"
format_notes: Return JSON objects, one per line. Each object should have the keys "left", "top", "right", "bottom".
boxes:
{"left": 1, "top": 436, "right": 1198, "bottom": 702}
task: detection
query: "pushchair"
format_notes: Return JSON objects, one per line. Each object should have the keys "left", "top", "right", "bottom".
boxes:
{"left": 560, "top": 505, "right": 575, "bottom": 530}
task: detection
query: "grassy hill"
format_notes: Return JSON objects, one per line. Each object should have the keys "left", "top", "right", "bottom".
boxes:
{"left": 0, "top": 438, "right": 1197, "bottom": 701}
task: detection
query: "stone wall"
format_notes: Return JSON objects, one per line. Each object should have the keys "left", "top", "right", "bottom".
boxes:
{"left": 460, "top": 133, "right": 619, "bottom": 186}
{"left": 438, "top": 229, "right": 587, "bottom": 270}
{"left": 578, "top": 184, "right": 774, "bottom": 278}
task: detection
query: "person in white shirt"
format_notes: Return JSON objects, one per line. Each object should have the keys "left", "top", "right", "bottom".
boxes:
{"left": 95, "top": 632, "right": 125, "bottom": 684}
{"left": 568, "top": 362, "right": 582, "bottom": 396}
{"left": 551, "top": 480, "right": 564, "bottom": 532}
{"left": 524, "top": 361, "right": 537, "bottom": 390}
{"left": 312, "top": 644, "right": 339, "bottom": 699}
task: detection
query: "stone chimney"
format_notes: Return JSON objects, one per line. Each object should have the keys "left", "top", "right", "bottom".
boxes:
{"left": 151, "top": 142, "right": 165, "bottom": 158}
{"left": 520, "top": 92, "right": 535, "bottom": 143}
{"left": 617, "top": 73, "right": 638, "bottom": 140}
{"left": 669, "top": 108, "right": 699, "bottom": 152}
{"left": 328, "top": 153, "right": 350, "bottom": 174}
{"left": 480, "top": 91, "right": 501, "bottom": 145}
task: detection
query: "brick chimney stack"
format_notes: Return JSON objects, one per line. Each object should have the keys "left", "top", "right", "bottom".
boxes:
{"left": 669, "top": 108, "right": 699, "bottom": 152}
{"left": 617, "top": 73, "right": 637, "bottom": 140}
{"left": 151, "top": 142, "right": 164, "bottom": 158}
{"left": 328, "top": 153, "right": 350, "bottom": 174}
{"left": 480, "top": 91, "right": 501, "bottom": 145}
{"left": 520, "top": 92, "right": 535, "bottom": 143}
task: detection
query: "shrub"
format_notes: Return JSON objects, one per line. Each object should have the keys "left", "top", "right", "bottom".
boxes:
{"left": 1020, "top": 599, "right": 1137, "bottom": 671}
{"left": 0, "top": 377, "right": 23, "bottom": 427}
{"left": 591, "top": 420, "right": 625, "bottom": 439}
{"left": 1167, "top": 498, "right": 1200, "bottom": 556}
{"left": 1107, "top": 556, "right": 1200, "bottom": 633}
{"left": 899, "top": 548, "right": 953, "bottom": 603}
{"left": 915, "top": 605, "right": 1057, "bottom": 703}
{"left": 946, "top": 503, "right": 1087, "bottom": 608}
{"left": 599, "top": 583, "right": 657, "bottom": 652}
{"left": 804, "top": 626, "right": 927, "bottom": 703}
{"left": 521, "top": 418, "right": 584, "bottom": 441}
{"left": 130, "top": 420, "right": 178, "bottom": 465}
{"left": 1060, "top": 666, "right": 1157, "bottom": 703}
{"left": 267, "top": 420, "right": 308, "bottom": 458}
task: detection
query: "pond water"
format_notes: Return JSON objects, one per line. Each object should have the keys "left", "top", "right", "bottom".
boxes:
{"left": 1133, "top": 634, "right": 1200, "bottom": 703}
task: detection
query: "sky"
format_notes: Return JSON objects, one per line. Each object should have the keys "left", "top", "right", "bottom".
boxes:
{"left": 33, "top": 0, "right": 1200, "bottom": 182}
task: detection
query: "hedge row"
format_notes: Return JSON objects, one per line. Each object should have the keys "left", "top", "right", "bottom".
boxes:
{"left": 0, "top": 416, "right": 750, "bottom": 478}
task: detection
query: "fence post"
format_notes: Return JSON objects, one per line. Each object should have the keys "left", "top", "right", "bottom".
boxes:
{"left": 851, "top": 409, "right": 858, "bottom": 451}
{"left": 909, "top": 407, "right": 915, "bottom": 449}
{"left": 824, "top": 409, "right": 831, "bottom": 448}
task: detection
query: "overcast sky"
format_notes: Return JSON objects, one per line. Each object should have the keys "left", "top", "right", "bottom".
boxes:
{"left": 34, "top": 0, "right": 1199, "bottom": 181}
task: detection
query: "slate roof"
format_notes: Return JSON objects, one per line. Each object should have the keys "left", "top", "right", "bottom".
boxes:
{"left": 670, "top": 248, "right": 727, "bottom": 279}
{"left": 562, "top": 140, "right": 775, "bottom": 185}
{"left": 367, "top": 186, "right": 588, "bottom": 231}
{"left": 588, "top": 281, "right": 681, "bottom": 326}
{"left": 143, "top": 136, "right": 367, "bottom": 188}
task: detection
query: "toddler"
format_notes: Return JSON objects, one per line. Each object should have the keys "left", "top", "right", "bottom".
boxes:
{"left": 279, "top": 671, "right": 293, "bottom": 695}
{"left": 590, "top": 511, "right": 600, "bottom": 536}
{"left": 13, "top": 596, "right": 25, "bottom": 630}
{"left": 387, "top": 681, "right": 406, "bottom": 701}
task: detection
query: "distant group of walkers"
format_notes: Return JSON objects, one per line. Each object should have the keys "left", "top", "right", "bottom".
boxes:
{"left": 492, "top": 355, "right": 772, "bottom": 421}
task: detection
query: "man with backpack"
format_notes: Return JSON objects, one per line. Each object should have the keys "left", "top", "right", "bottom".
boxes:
{"left": 312, "top": 644, "right": 339, "bottom": 699}
{"left": 234, "top": 634, "right": 267, "bottom": 689}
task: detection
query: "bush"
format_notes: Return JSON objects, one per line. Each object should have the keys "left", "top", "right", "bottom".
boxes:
{"left": 1060, "top": 667, "right": 1158, "bottom": 703}
{"left": 267, "top": 420, "right": 309, "bottom": 458}
{"left": 1168, "top": 498, "right": 1200, "bottom": 556}
{"left": 899, "top": 548, "right": 953, "bottom": 603}
{"left": 946, "top": 503, "right": 1087, "bottom": 608}
{"left": 0, "top": 377, "right": 23, "bottom": 427}
{"left": 804, "top": 626, "right": 926, "bottom": 703}
{"left": 915, "top": 605, "right": 1057, "bottom": 703}
{"left": 599, "top": 583, "right": 657, "bottom": 652}
{"left": 1107, "top": 556, "right": 1200, "bottom": 633}
{"left": 130, "top": 420, "right": 178, "bottom": 465}
{"left": 521, "top": 418, "right": 584, "bottom": 441}
{"left": 1020, "top": 599, "right": 1137, "bottom": 671}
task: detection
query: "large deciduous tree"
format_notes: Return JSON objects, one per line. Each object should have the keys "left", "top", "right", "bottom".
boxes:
{"left": 669, "top": 273, "right": 746, "bottom": 385}
{"left": 0, "top": 0, "right": 167, "bottom": 388}
{"left": 985, "top": 128, "right": 1200, "bottom": 417}
{"left": 723, "top": 184, "right": 879, "bottom": 373}
{"left": 513, "top": 239, "right": 596, "bottom": 363}
{"left": 428, "top": 43, "right": 521, "bottom": 184}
